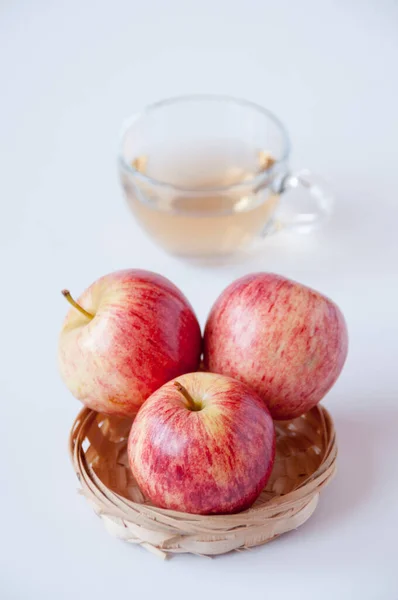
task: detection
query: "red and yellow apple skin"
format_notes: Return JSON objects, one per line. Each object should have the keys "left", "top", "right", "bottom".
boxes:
{"left": 58, "top": 270, "right": 202, "bottom": 417}
{"left": 204, "top": 273, "right": 348, "bottom": 420}
{"left": 128, "top": 372, "right": 275, "bottom": 515}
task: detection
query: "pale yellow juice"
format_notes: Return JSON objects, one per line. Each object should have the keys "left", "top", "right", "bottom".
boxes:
{"left": 123, "top": 146, "right": 278, "bottom": 257}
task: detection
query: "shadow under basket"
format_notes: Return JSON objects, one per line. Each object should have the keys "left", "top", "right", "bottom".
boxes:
{"left": 69, "top": 404, "right": 337, "bottom": 558}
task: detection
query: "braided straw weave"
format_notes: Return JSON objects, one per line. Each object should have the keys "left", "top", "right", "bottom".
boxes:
{"left": 69, "top": 404, "right": 337, "bottom": 558}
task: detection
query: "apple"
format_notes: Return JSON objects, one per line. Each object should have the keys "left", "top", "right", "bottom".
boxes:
{"left": 58, "top": 269, "right": 202, "bottom": 417}
{"left": 128, "top": 371, "right": 275, "bottom": 515}
{"left": 204, "top": 273, "right": 348, "bottom": 420}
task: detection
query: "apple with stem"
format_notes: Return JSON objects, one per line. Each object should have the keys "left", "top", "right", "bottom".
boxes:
{"left": 58, "top": 269, "right": 202, "bottom": 417}
{"left": 128, "top": 371, "right": 275, "bottom": 515}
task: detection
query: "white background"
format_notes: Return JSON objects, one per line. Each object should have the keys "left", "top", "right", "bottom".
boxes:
{"left": 1, "top": 1, "right": 398, "bottom": 598}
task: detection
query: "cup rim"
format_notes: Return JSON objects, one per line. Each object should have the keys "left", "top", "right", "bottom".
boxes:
{"left": 118, "top": 94, "right": 291, "bottom": 194}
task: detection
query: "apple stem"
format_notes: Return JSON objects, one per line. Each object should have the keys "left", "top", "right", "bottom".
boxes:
{"left": 61, "top": 289, "right": 94, "bottom": 321}
{"left": 174, "top": 381, "right": 200, "bottom": 411}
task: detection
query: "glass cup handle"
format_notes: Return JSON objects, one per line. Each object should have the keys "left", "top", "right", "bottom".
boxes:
{"left": 270, "top": 169, "right": 334, "bottom": 234}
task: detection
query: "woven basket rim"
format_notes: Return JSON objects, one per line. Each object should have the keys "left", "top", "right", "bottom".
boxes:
{"left": 69, "top": 403, "right": 337, "bottom": 522}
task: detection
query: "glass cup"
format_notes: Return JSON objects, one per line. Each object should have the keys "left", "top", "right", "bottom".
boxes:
{"left": 118, "top": 95, "right": 333, "bottom": 258}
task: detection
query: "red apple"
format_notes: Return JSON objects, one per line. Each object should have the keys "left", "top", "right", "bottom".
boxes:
{"left": 58, "top": 269, "right": 202, "bottom": 416}
{"left": 128, "top": 372, "right": 275, "bottom": 515}
{"left": 204, "top": 273, "right": 348, "bottom": 420}
{"left": 128, "top": 373, "right": 275, "bottom": 514}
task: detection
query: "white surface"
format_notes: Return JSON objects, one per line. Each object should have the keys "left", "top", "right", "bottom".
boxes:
{"left": 1, "top": 1, "right": 398, "bottom": 598}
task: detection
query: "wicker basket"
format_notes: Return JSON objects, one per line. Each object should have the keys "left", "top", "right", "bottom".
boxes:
{"left": 69, "top": 404, "right": 337, "bottom": 558}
